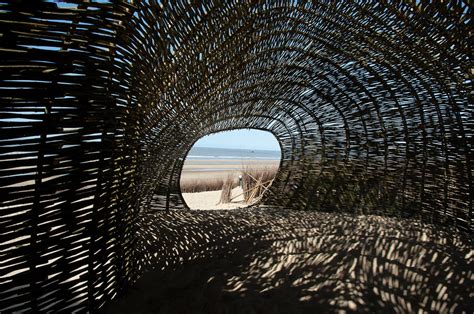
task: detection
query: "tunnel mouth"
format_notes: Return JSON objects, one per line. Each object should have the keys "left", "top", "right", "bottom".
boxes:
{"left": 179, "top": 129, "right": 283, "bottom": 210}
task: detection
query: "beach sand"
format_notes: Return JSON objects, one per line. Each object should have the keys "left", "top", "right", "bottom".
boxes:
{"left": 104, "top": 209, "right": 471, "bottom": 314}
{"left": 182, "top": 187, "right": 247, "bottom": 210}
{"left": 181, "top": 158, "right": 279, "bottom": 209}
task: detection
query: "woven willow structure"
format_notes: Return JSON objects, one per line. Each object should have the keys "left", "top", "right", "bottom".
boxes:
{"left": 0, "top": 0, "right": 472, "bottom": 312}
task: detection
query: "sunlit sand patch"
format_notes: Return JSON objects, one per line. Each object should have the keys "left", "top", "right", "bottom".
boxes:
{"left": 104, "top": 209, "right": 472, "bottom": 313}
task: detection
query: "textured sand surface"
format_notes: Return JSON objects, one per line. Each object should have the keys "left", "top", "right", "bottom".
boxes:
{"left": 104, "top": 209, "right": 472, "bottom": 314}
{"left": 182, "top": 187, "right": 247, "bottom": 210}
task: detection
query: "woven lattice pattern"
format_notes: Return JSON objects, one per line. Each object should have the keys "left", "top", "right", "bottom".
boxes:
{"left": 0, "top": 0, "right": 472, "bottom": 312}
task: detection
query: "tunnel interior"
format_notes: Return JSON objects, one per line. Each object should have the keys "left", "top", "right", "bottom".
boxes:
{"left": 0, "top": 0, "right": 472, "bottom": 312}
{"left": 129, "top": 0, "right": 471, "bottom": 223}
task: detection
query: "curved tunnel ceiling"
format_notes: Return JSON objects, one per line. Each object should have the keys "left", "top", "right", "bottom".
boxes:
{"left": 123, "top": 1, "right": 472, "bottom": 229}
{"left": 0, "top": 0, "right": 471, "bottom": 312}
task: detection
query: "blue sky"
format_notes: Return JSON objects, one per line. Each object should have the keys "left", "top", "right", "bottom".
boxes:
{"left": 194, "top": 129, "right": 280, "bottom": 151}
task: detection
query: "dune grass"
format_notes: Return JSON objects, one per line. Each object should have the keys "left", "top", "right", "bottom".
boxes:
{"left": 181, "top": 165, "right": 279, "bottom": 205}
{"left": 219, "top": 175, "right": 235, "bottom": 204}
{"left": 180, "top": 177, "right": 229, "bottom": 193}
{"left": 241, "top": 165, "right": 279, "bottom": 203}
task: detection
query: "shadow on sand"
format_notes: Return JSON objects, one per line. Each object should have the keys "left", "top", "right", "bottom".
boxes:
{"left": 104, "top": 209, "right": 472, "bottom": 313}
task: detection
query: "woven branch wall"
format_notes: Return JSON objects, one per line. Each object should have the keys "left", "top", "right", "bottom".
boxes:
{"left": 0, "top": 0, "right": 472, "bottom": 312}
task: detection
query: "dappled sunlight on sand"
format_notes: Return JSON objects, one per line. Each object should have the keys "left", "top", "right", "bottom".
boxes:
{"left": 104, "top": 209, "right": 472, "bottom": 313}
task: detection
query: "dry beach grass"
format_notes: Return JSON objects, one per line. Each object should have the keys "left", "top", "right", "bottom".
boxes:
{"left": 181, "top": 165, "right": 279, "bottom": 209}
{"left": 180, "top": 177, "right": 232, "bottom": 193}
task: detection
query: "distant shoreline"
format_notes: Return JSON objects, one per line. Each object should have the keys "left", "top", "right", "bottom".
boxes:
{"left": 192, "top": 146, "right": 280, "bottom": 153}
{"left": 187, "top": 146, "right": 281, "bottom": 161}
{"left": 187, "top": 155, "right": 280, "bottom": 160}
{"left": 184, "top": 157, "right": 280, "bottom": 165}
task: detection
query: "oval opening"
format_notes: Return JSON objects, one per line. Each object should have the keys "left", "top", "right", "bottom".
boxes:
{"left": 180, "top": 129, "right": 281, "bottom": 210}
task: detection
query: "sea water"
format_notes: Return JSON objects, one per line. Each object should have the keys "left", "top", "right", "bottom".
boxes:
{"left": 187, "top": 147, "right": 281, "bottom": 160}
{"left": 183, "top": 147, "right": 281, "bottom": 172}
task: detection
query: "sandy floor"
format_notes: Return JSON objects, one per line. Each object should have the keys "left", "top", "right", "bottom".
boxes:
{"left": 104, "top": 209, "right": 472, "bottom": 314}
{"left": 182, "top": 187, "right": 247, "bottom": 210}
